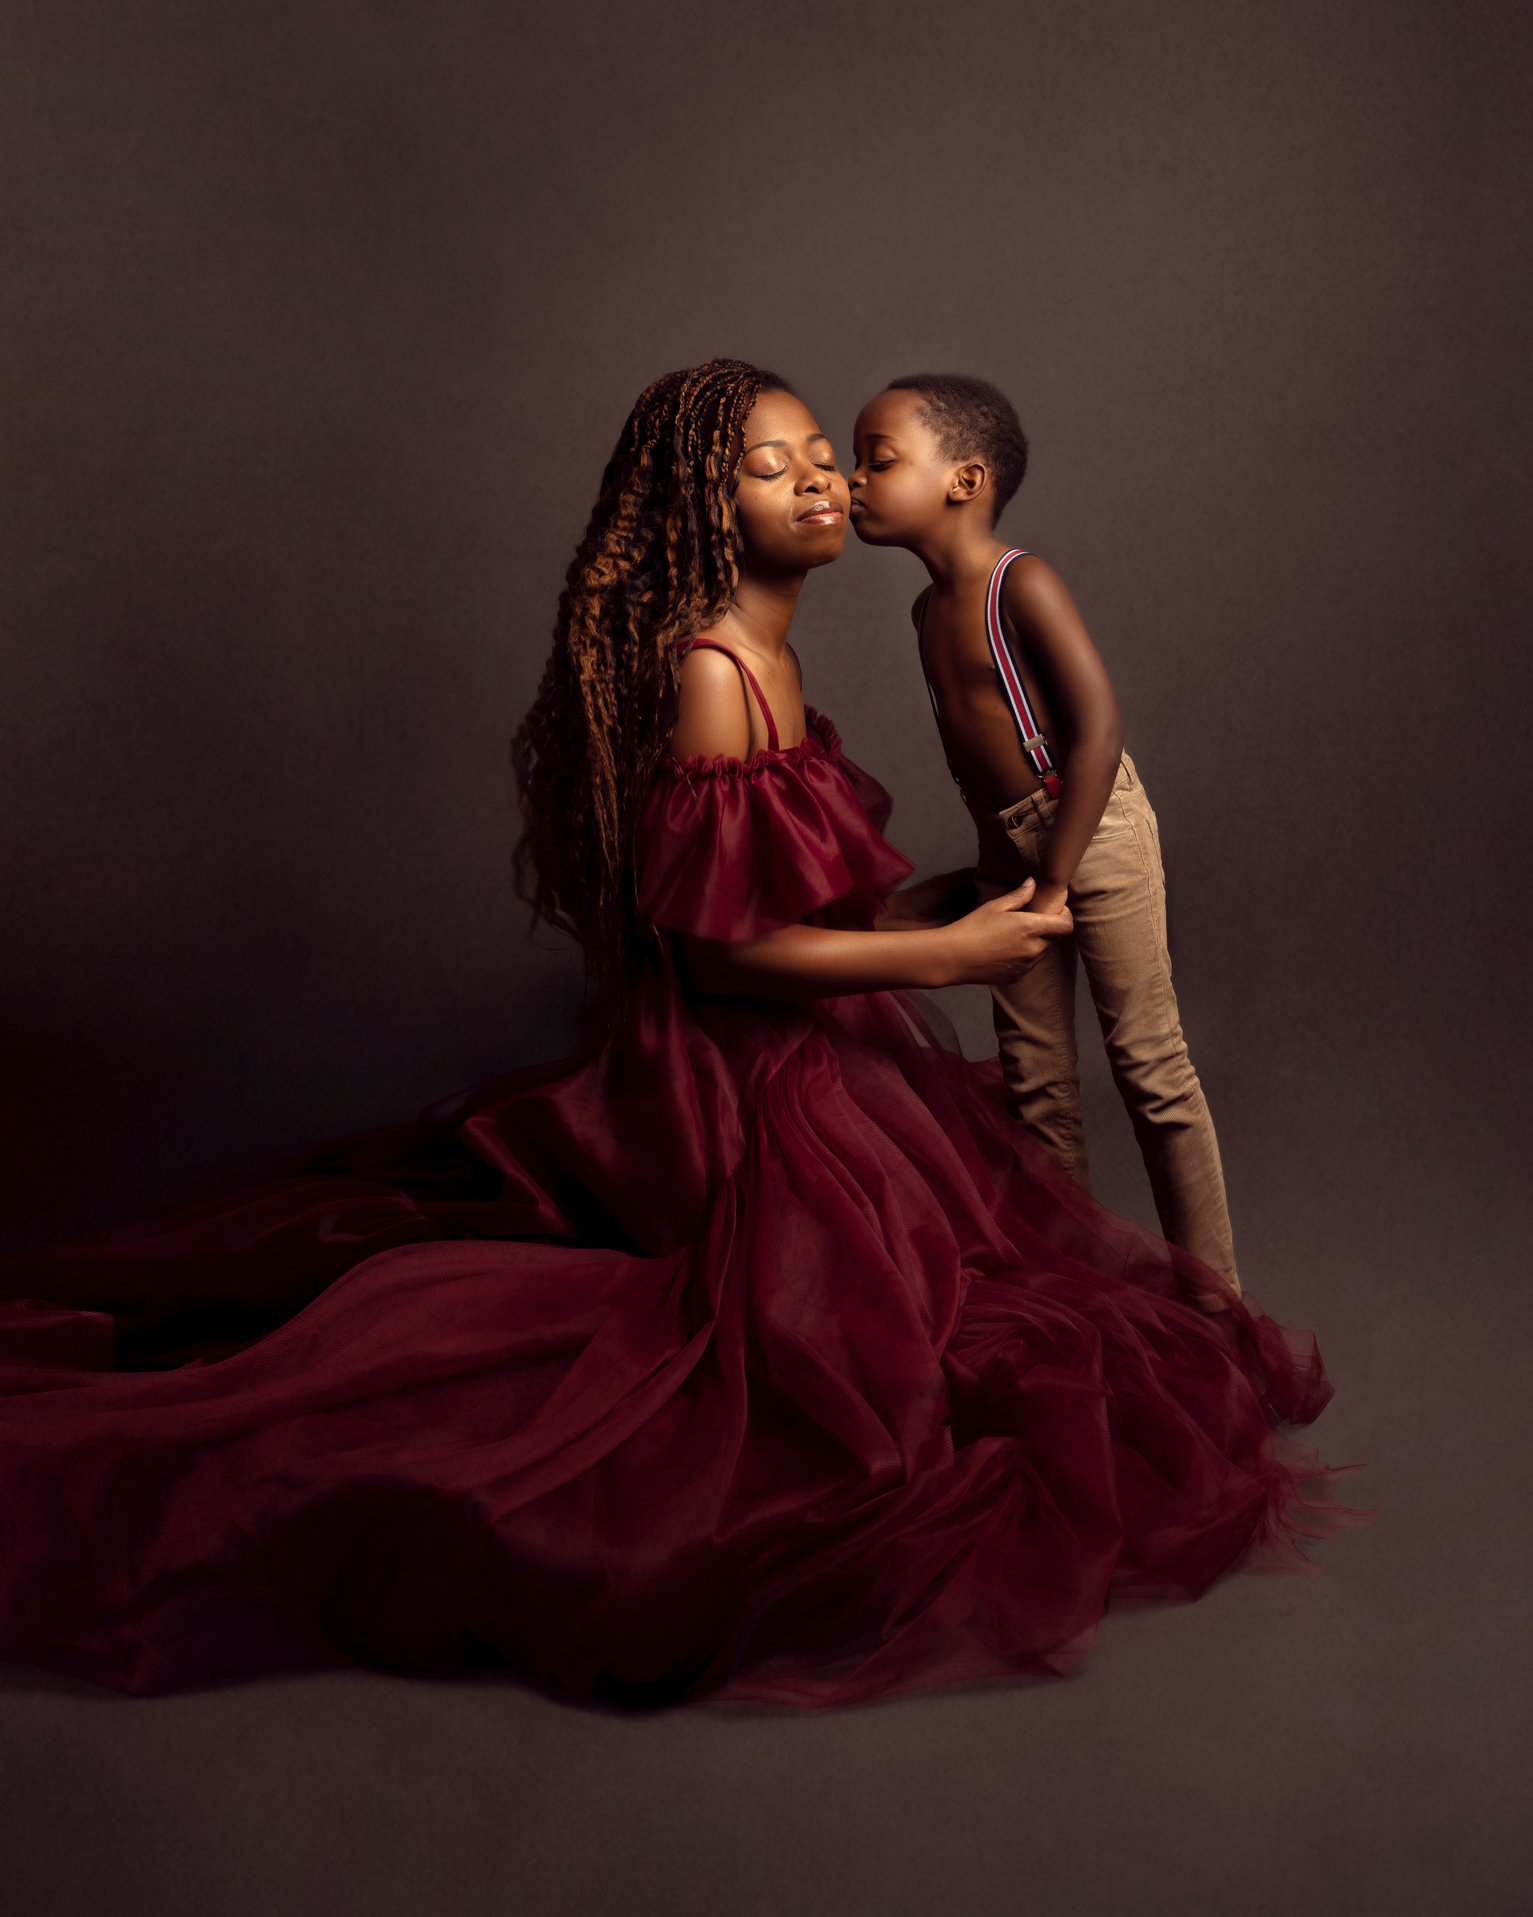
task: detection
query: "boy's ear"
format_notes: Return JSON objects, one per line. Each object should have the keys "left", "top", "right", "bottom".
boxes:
{"left": 948, "top": 460, "right": 990, "bottom": 508}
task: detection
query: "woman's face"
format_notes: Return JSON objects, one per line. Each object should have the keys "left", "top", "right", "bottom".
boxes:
{"left": 731, "top": 389, "right": 849, "bottom": 574}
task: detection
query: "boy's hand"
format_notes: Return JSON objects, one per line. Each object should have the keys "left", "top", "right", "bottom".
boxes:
{"left": 1023, "top": 880, "right": 1069, "bottom": 916}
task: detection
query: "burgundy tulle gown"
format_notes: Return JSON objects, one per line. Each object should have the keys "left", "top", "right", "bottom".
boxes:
{"left": 0, "top": 698, "right": 1357, "bottom": 1705}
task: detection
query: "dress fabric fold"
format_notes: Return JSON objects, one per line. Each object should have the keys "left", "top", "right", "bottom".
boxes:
{"left": 0, "top": 706, "right": 1359, "bottom": 1705}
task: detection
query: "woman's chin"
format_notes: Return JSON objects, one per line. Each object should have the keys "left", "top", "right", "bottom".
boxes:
{"left": 794, "top": 524, "right": 848, "bottom": 567}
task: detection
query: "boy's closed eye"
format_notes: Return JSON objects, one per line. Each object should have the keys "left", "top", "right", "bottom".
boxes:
{"left": 849, "top": 435, "right": 896, "bottom": 472}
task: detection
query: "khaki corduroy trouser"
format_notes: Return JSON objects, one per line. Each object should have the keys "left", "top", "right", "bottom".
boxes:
{"left": 972, "top": 752, "right": 1240, "bottom": 1286}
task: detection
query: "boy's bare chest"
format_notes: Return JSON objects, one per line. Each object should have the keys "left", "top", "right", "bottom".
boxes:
{"left": 919, "top": 600, "right": 1062, "bottom": 806}
{"left": 923, "top": 616, "right": 1003, "bottom": 695}
{"left": 921, "top": 599, "right": 1043, "bottom": 721}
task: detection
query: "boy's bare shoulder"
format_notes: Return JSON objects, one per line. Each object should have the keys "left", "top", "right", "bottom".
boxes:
{"left": 1000, "top": 551, "right": 1082, "bottom": 627}
{"left": 998, "top": 553, "right": 1117, "bottom": 692}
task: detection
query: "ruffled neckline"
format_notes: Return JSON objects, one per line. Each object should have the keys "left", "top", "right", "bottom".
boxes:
{"left": 664, "top": 706, "right": 842, "bottom": 783}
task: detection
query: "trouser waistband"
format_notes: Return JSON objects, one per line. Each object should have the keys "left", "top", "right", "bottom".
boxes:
{"left": 978, "top": 750, "right": 1138, "bottom": 829}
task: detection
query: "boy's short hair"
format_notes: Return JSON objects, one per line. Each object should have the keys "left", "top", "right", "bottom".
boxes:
{"left": 886, "top": 373, "right": 1029, "bottom": 520}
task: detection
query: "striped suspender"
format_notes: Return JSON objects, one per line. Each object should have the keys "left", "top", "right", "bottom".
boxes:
{"left": 918, "top": 551, "right": 1063, "bottom": 800}
{"left": 985, "top": 548, "right": 1062, "bottom": 798}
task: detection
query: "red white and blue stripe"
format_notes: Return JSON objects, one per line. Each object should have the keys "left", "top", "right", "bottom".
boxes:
{"left": 985, "top": 548, "right": 1061, "bottom": 798}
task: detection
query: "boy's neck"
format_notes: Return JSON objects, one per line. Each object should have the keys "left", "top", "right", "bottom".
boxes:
{"left": 912, "top": 522, "right": 1010, "bottom": 591}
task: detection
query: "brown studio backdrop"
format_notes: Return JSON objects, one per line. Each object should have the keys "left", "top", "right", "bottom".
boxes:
{"left": 3, "top": 9, "right": 1533, "bottom": 1916}
{"left": 2, "top": 0, "right": 1529, "bottom": 1311}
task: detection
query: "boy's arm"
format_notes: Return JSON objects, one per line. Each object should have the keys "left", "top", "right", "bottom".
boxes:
{"left": 1001, "top": 559, "right": 1124, "bottom": 911}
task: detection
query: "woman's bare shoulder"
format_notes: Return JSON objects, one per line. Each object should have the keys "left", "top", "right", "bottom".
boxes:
{"left": 670, "top": 641, "right": 753, "bottom": 760}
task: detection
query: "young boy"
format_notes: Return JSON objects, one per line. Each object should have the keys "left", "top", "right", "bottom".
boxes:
{"left": 849, "top": 373, "right": 1240, "bottom": 1291}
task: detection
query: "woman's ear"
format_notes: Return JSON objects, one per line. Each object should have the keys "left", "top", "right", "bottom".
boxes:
{"left": 948, "top": 460, "right": 990, "bottom": 507}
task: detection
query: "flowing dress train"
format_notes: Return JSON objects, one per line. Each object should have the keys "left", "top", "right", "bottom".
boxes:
{"left": 0, "top": 707, "right": 1359, "bottom": 1704}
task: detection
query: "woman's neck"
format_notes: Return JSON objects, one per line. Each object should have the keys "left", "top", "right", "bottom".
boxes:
{"left": 722, "top": 568, "right": 806, "bottom": 660}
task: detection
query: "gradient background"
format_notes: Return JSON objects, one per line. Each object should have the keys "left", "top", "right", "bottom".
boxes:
{"left": 2, "top": 3, "right": 1529, "bottom": 1913}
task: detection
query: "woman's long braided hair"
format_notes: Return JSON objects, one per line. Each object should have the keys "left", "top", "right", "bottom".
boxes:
{"left": 511, "top": 358, "right": 789, "bottom": 1013}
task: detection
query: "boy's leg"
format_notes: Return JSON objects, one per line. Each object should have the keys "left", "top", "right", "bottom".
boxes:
{"left": 973, "top": 806, "right": 1092, "bottom": 1189}
{"left": 1066, "top": 755, "right": 1240, "bottom": 1285}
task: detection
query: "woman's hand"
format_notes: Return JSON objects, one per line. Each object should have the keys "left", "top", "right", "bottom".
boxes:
{"left": 944, "top": 879, "right": 1073, "bottom": 984}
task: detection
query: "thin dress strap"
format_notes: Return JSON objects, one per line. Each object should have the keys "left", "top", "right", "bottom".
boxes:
{"left": 685, "top": 640, "right": 780, "bottom": 752}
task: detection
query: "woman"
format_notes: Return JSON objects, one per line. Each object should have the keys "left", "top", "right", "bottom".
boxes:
{"left": 0, "top": 360, "right": 1355, "bottom": 1706}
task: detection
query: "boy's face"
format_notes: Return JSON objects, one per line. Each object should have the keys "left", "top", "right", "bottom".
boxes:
{"left": 848, "top": 389, "right": 954, "bottom": 546}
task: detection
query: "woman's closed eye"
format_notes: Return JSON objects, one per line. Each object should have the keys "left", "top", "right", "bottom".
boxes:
{"left": 750, "top": 459, "right": 840, "bottom": 480}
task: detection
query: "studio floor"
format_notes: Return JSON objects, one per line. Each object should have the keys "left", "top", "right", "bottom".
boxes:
{"left": 3, "top": 1088, "right": 1525, "bottom": 1917}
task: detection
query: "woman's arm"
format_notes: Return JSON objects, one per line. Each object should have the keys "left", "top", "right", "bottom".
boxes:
{"left": 681, "top": 881, "right": 1067, "bottom": 1001}
{"left": 1001, "top": 559, "right": 1125, "bottom": 911}
{"left": 663, "top": 647, "right": 1071, "bottom": 1000}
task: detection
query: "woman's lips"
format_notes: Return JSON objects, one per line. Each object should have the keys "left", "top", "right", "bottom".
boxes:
{"left": 796, "top": 506, "right": 844, "bottom": 526}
